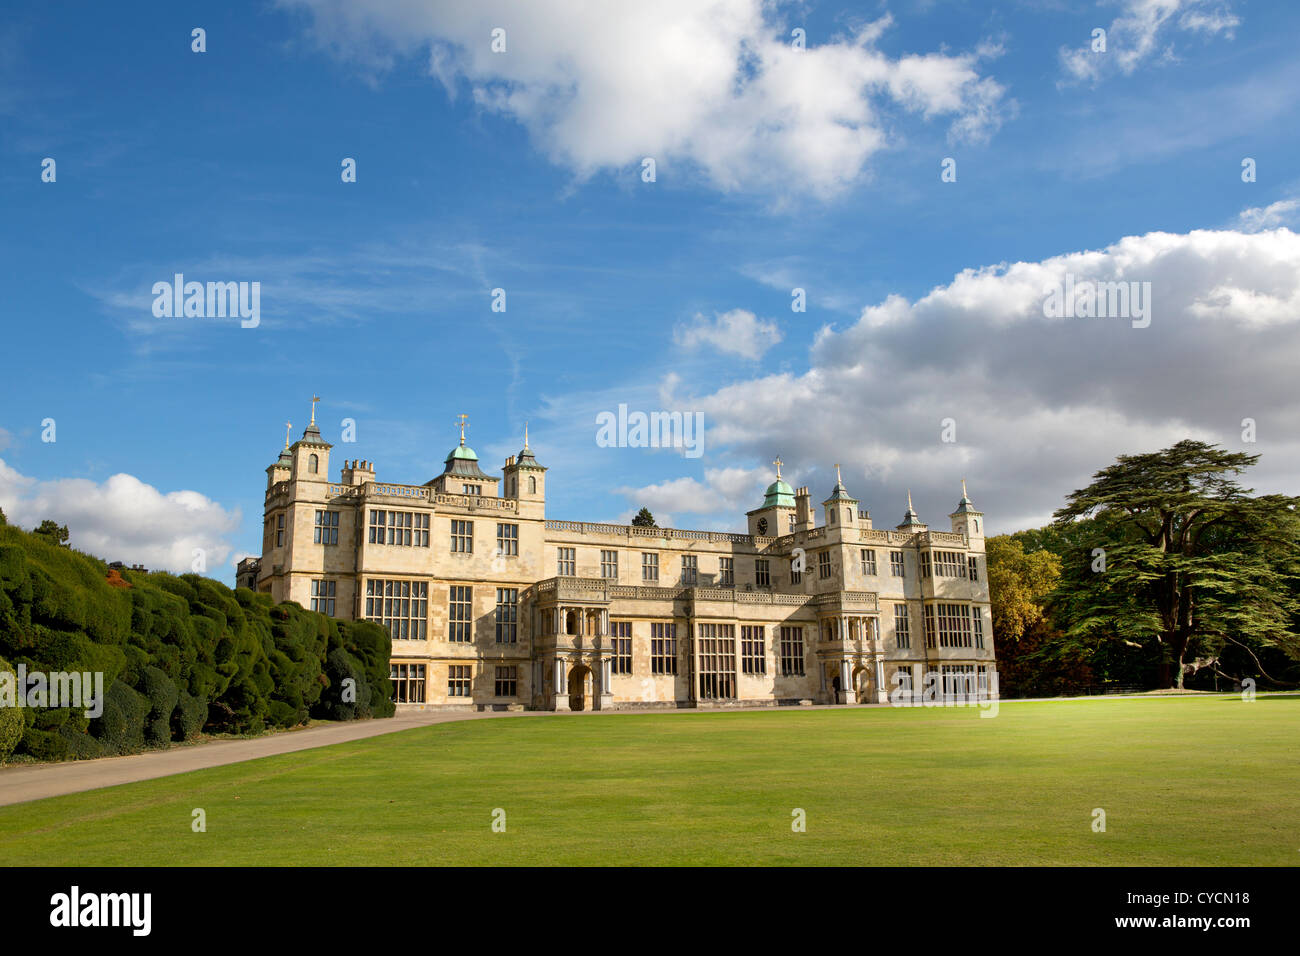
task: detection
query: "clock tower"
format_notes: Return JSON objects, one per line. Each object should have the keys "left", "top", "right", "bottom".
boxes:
{"left": 746, "top": 457, "right": 798, "bottom": 538}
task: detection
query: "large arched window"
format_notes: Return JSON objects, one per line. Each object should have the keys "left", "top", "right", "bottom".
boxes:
{"left": 528, "top": 475, "right": 536, "bottom": 494}
{"left": 308, "top": 454, "right": 319, "bottom": 474}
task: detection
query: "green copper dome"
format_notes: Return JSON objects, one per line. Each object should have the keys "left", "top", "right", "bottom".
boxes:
{"left": 763, "top": 479, "right": 795, "bottom": 508}
{"left": 448, "top": 443, "right": 479, "bottom": 462}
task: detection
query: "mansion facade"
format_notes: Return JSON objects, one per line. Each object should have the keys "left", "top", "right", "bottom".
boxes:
{"left": 238, "top": 407, "right": 997, "bottom": 712}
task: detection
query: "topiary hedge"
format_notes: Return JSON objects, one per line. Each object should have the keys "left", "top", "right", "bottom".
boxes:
{"left": 0, "top": 524, "right": 393, "bottom": 762}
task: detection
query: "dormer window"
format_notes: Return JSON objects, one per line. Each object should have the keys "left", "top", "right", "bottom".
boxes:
{"left": 464, "top": 484, "right": 482, "bottom": 496}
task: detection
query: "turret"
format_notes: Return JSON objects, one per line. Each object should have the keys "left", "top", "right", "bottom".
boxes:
{"left": 949, "top": 478, "right": 984, "bottom": 542}
{"left": 503, "top": 421, "right": 547, "bottom": 515}
{"left": 896, "top": 489, "right": 927, "bottom": 533}
{"left": 290, "top": 396, "right": 331, "bottom": 482}
{"left": 266, "top": 419, "right": 293, "bottom": 490}
{"left": 822, "top": 463, "right": 859, "bottom": 529}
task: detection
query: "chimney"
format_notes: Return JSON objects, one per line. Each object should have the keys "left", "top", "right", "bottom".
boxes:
{"left": 795, "top": 486, "right": 813, "bottom": 532}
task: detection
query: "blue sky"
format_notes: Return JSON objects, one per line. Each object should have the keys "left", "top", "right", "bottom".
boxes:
{"left": 3, "top": 0, "right": 1300, "bottom": 580}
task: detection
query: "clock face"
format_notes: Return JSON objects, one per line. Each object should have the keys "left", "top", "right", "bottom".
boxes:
{"left": 757, "top": 517, "right": 768, "bottom": 535}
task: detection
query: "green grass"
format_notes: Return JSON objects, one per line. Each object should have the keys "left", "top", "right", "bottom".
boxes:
{"left": 1, "top": 696, "right": 1296, "bottom": 865}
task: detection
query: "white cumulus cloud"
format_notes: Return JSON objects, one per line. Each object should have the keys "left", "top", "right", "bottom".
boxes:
{"left": 280, "top": 0, "right": 1011, "bottom": 198}
{"left": 649, "top": 226, "right": 1300, "bottom": 533}
{"left": 0, "top": 459, "right": 242, "bottom": 574}
{"left": 674, "top": 308, "right": 783, "bottom": 359}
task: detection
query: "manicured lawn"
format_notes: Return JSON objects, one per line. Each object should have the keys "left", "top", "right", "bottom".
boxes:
{"left": 0, "top": 696, "right": 1296, "bottom": 865}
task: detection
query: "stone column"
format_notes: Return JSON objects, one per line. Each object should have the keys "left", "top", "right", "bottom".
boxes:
{"left": 553, "top": 656, "right": 569, "bottom": 711}
{"left": 598, "top": 655, "right": 615, "bottom": 711}
{"left": 839, "top": 658, "right": 853, "bottom": 704}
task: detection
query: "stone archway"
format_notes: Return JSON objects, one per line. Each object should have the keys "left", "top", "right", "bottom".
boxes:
{"left": 852, "top": 664, "right": 869, "bottom": 703}
{"left": 568, "top": 664, "right": 593, "bottom": 711}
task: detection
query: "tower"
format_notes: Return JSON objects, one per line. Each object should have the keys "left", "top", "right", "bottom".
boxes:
{"left": 291, "top": 396, "right": 331, "bottom": 483}
{"left": 896, "top": 489, "right": 927, "bottom": 532}
{"left": 503, "top": 421, "right": 547, "bottom": 518}
{"left": 428, "top": 414, "right": 500, "bottom": 496}
{"left": 822, "top": 463, "right": 859, "bottom": 529}
{"left": 747, "top": 457, "right": 797, "bottom": 537}
{"left": 266, "top": 419, "right": 293, "bottom": 491}
{"left": 949, "top": 479, "right": 984, "bottom": 543}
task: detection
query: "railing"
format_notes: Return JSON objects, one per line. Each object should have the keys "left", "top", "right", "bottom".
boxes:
{"left": 535, "top": 576, "right": 610, "bottom": 601}
{"left": 317, "top": 482, "right": 518, "bottom": 512}
{"left": 434, "top": 493, "right": 517, "bottom": 512}
{"left": 923, "top": 531, "right": 967, "bottom": 546}
{"left": 546, "top": 520, "right": 756, "bottom": 546}
{"left": 598, "top": 584, "right": 815, "bottom": 606}
{"left": 814, "top": 591, "right": 880, "bottom": 610}
{"left": 609, "top": 584, "right": 692, "bottom": 601}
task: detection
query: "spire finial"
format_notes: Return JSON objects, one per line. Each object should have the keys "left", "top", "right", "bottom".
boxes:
{"left": 962, "top": 477, "right": 968, "bottom": 498}
{"left": 907, "top": 488, "right": 914, "bottom": 511}
{"left": 835, "top": 463, "right": 842, "bottom": 485}
{"left": 456, "top": 413, "right": 469, "bottom": 445}
{"left": 773, "top": 456, "right": 783, "bottom": 480}
{"left": 310, "top": 395, "right": 320, "bottom": 427}
{"left": 284, "top": 421, "right": 292, "bottom": 450}
{"left": 524, "top": 420, "right": 530, "bottom": 449}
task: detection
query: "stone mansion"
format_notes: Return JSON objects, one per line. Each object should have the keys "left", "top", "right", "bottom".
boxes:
{"left": 237, "top": 405, "right": 997, "bottom": 712}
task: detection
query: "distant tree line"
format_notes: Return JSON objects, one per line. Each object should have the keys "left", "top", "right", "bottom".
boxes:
{"left": 0, "top": 514, "right": 393, "bottom": 763}
{"left": 989, "top": 441, "right": 1300, "bottom": 697}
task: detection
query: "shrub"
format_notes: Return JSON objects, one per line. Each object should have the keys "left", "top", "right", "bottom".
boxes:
{"left": 141, "top": 666, "right": 179, "bottom": 746}
{"left": 0, "top": 657, "right": 24, "bottom": 760}
{"left": 91, "top": 679, "right": 149, "bottom": 756}
{"left": 19, "top": 726, "right": 68, "bottom": 761}
{"left": 172, "top": 689, "right": 208, "bottom": 741}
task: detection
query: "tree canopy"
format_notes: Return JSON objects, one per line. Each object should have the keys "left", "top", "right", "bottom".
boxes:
{"left": 631, "top": 507, "right": 657, "bottom": 528}
{"left": 32, "top": 520, "right": 69, "bottom": 546}
{"left": 1051, "top": 440, "right": 1300, "bottom": 688}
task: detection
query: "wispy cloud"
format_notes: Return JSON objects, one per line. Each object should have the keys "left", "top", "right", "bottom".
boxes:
{"left": 1060, "top": 0, "right": 1240, "bottom": 86}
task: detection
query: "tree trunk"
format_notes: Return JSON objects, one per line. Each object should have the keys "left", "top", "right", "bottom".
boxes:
{"left": 1171, "top": 632, "right": 1188, "bottom": 690}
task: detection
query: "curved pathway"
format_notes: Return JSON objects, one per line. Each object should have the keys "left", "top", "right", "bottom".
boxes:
{"left": 0, "top": 709, "right": 518, "bottom": 808}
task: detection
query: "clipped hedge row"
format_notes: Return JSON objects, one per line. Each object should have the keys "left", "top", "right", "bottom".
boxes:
{"left": 0, "top": 524, "right": 392, "bottom": 762}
